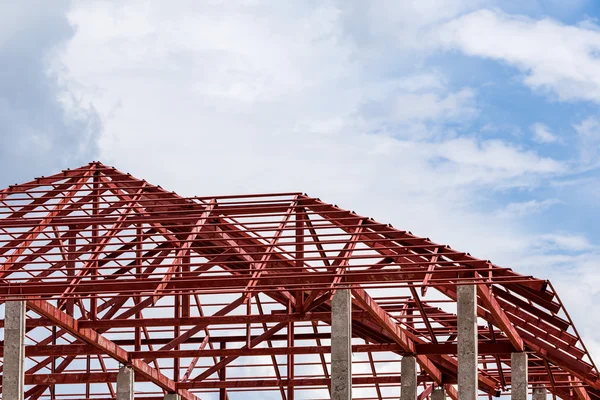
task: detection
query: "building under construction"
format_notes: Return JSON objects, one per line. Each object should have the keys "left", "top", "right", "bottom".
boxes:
{"left": 0, "top": 162, "right": 597, "bottom": 400}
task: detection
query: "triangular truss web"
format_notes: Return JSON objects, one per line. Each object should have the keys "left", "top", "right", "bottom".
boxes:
{"left": 0, "top": 162, "right": 597, "bottom": 400}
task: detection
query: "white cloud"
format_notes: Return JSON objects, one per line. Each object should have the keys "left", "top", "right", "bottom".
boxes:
{"left": 438, "top": 9, "right": 600, "bottom": 103}
{"left": 574, "top": 116, "right": 600, "bottom": 165}
{"left": 535, "top": 233, "right": 593, "bottom": 252}
{"left": 531, "top": 122, "right": 560, "bottom": 143}
{"left": 55, "top": 2, "right": 563, "bottom": 195}
{"left": 53, "top": 1, "right": 575, "bottom": 267}
{"left": 495, "top": 198, "right": 561, "bottom": 218}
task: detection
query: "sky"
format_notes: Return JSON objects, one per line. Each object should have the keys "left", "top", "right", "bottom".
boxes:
{"left": 1, "top": 0, "right": 600, "bottom": 392}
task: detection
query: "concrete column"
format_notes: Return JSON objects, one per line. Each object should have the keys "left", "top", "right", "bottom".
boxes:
{"left": 116, "top": 365, "right": 134, "bottom": 400}
{"left": 164, "top": 394, "right": 181, "bottom": 400}
{"left": 511, "top": 352, "right": 528, "bottom": 400}
{"left": 3, "top": 301, "right": 26, "bottom": 400}
{"left": 331, "top": 289, "right": 352, "bottom": 400}
{"left": 401, "top": 355, "right": 417, "bottom": 400}
{"left": 532, "top": 385, "right": 547, "bottom": 400}
{"left": 457, "top": 285, "right": 478, "bottom": 400}
{"left": 431, "top": 386, "right": 446, "bottom": 400}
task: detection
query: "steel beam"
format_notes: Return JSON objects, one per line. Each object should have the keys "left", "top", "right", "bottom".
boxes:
{"left": 26, "top": 299, "right": 199, "bottom": 400}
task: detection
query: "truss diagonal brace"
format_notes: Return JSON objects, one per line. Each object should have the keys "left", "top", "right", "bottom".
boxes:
{"left": 26, "top": 299, "right": 200, "bottom": 400}
{"left": 477, "top": 281, "right": 524, "bottom": 352}
{"left": 350, "top": 287, "right": 459, "bottom": 400}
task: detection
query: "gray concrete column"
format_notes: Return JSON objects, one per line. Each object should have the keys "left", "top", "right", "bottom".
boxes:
{"left": 164, "top": 394, "right": 181, "bottom": 400}
{"left": 116, "top": 365, "right": 134, "bottom": 400}
{"left": 532, "top": 385, "right": 547, "bottom": 400}
{"left": 457, "top": 285, "right": 478, "bottom": 400}
{"left": 511, "top": 352, "right": 528, "bottom": 400}
{"left": 3, "top": 301, "right": 26, "bottom": 400}
{"left": 431, "top": 386, "right": 446, "bottom": 400}
{"left": 401, "top": 355, "right": 417, "bottom": 400}
{"left": 331, "top": 289, "right": 352, "bottom": 400}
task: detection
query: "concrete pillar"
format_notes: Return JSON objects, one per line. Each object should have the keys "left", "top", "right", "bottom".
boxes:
{"left": 116, "top": 365, "right": 134, "bottom": 400}
{"left": 532, "top": 385, "right": 547, "bottom": 400}
{"left": 457, "top": 285, "right": 478, "bottom": 400}
{"left": 331, "top": 289, "right": 352, "bottom": 400}
{"left": 164, "top": 394, "right": 181, "bottom": 400}
{"left": 3, "top": 301, "right": 26, "bottom": 400}
{"left": 431, "top": 386, "right": 446, "bottom": 400}
{"left": 511, "top": 352, "right": 528, "bottom": 400}
{"left": 401, "top": 355, "right": 417, "bottom": 400}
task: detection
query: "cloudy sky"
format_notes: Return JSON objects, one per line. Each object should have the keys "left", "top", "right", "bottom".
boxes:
{"left": 2, "top": 0, "right": 600, "bottom": 373}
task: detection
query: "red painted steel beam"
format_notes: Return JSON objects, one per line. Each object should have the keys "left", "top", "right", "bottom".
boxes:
{"left": 311, "top": 200, "right": 525, "bottom": 353}
{"left": 183, "top": 375, "right": 445, "bottom": 389}
{"left": 0, "top": 373, "right": 445, "bottom": 387}
{"left": 350, "top": 287, "right": 460, "bottom": 400}
{"left": 0, "top": 268, "right": 499, "bottom": 298}
{"left": 573, "top": 379, "right": 591, "bottom": 400}
{"left": 0, "top": 163, "right": 597, "bottom": 400}
{"left": 3, "top": 341, "right": 517, "bottom": 358}
{"left": 26, "top": 299, "right": 200, "bottom": 400}
{"left": 188, "top": 322, "right": 288, "bottom": 383}
{"left": 476, "top": 282, "right": 524, "bottom": 351}
{"left": 151, "top": 201, "right": 215, "bottom": 303}
{"left": 437, "top": 284, "right": 599, "bottom": 388}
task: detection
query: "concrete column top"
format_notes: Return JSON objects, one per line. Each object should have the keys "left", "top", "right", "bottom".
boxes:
{"left": 116, "top": 365, "right": 135, "bottom": 400}
{"left": 401, "top": 355, "right": 418, "bottom": 400}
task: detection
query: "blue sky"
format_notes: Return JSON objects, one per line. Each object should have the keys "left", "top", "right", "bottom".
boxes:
{"left": 1, "top": 0, "right": 600, "bottom": 385}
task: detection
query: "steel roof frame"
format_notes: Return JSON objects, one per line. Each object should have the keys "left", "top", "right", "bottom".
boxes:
{"left": 0, "top": 162, "right": 597, "bottom": 400}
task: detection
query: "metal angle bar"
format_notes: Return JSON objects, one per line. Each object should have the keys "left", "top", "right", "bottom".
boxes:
{"left": 242, "top": 199, "right": 298, "bottom": 301}
{"left": 26, "top": 298, "right": 200, "bottom": 400}
{"left": 188, "top": 321, "right": 288, "bottom": 383}
{"left": 0, "top": 164, "right": 93, "bottom": 203}
{"left": 0, "top": 373, "right": 440, "bottom": 387}
{"left": 2, "top": 342, "right": 518, "bottom": 358}
{"left": 19, "top": 253, "right": 188, "bottom": 395}
{"left": 476, "top": 281, "right": 524, "bottom": 351}
{"left": 256, "top": 295, "right": 287, "bottom": 400}
{"left": 141, "top": 295, "right": 246, "bottom": 363}
{"left": 303, "top": 221, "right": 364, "bottom": 310}
{"left": 150, "top": 200, "right": 216, "bottom": 303}
{"left": 350, "top": 287, "right": 461, "bottom": 399}
{"left": 420, "top": 247, "right": 440, "bottom": 296}
{"left": 58, "top": 183, "right": 148, "bottom": 302}
{"left": 181, "top": 294, "right": 219, "bottom": 383}
{"left": 97, "top": 174, "right": 182, "bottom": 244}
{"left": 409, "top": 286, "right": 438, "bottom": 344}
{"left": 0, "top": 171, "right": 93, "bottom": 275}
